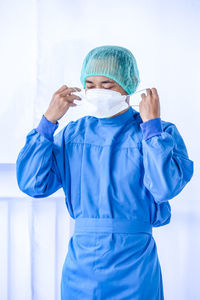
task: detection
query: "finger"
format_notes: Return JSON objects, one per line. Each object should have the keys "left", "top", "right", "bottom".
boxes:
{"left": 65, "top": 87, "right": 82, "bottom": 95}
{"left": 60, "top": 88, "right": 78, "bottom": 96}
{"left": 151, "top": 88, "right": 158, "bottom": 96}
{"left": 141, "top": 93, "right": 146, "bottom": 99}
{"left": 63, "top": 97, "right": 76, "bottom": 104}
{"left": 63, "top": 94, "right": 82, "bottom": 101}
{"left": 146, "top": 88, "right": 152, "bottom": 96}
{"left": 66, "top": 87, "right": 81, "bottom": 94}
{"left": 71, "top": 87, "right": 81, "bottom": 91}
{"left": 55, "top": 85, "right": 68, "bottom": 93}
{"left": 70, "top": 103, "right": 77, "bottom": 107}
{"left": 70, "top": 94, "right": 82, "bottom": 100}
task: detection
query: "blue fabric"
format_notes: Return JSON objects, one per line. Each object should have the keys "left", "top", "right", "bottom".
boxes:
{"left": 35, "top": 114, "right": 59, "bottom": 142}
{"left": 74, "top": 218, "right": 153, "bottom": 234}
{"left": 16, "top": 106, "right": 194, "bottom": 299}
{"left": 140, "top": 117, "right": 163, "bottom": 140}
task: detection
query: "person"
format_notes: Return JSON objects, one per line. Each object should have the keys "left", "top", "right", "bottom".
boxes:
{"left": 16, "top": 45, "right": 194, "bottom": 299}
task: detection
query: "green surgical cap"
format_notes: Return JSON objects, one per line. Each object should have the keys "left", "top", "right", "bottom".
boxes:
{"left": 80, "top": 45, "right": 140, "bottom": 95}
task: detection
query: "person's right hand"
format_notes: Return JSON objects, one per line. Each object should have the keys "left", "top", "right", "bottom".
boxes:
{"left": 44, "top": 85, "right": 82, "bottom": 124}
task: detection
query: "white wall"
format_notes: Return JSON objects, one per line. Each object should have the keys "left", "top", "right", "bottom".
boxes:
{"left": 0, "top": 0, "right": 199, "bottom": 299}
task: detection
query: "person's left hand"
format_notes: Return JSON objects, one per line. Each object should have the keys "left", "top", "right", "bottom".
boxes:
{"left": 139, "top": 88, "right": 160, "bottom": 122}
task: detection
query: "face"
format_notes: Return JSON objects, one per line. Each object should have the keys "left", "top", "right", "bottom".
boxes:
{"left": 85, "top": 75, "right": 130, "bottom": 106}
{"left": 85, "top": 75, "right": 127, "bottom": 94}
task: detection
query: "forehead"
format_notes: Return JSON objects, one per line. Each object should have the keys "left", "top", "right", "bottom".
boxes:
{"left": 85, "top": 76, "right": 116, "bottom": 84}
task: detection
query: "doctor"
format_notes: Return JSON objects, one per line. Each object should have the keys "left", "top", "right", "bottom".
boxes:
{"left": 16, "top": 45, "right": 194, "bottom": 300}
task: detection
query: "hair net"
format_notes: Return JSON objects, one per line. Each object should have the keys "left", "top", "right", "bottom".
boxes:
{"left": 80, "top": 45, "right": 140, "bottom": 95}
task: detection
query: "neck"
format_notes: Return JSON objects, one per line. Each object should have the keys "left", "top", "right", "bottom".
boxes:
{"left": 105, "top": 106, "right": 130, "bottom": 119}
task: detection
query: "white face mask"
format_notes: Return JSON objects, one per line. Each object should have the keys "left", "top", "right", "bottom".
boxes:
{"left": 73, "top": 88, "right": 130, "bottom": 118}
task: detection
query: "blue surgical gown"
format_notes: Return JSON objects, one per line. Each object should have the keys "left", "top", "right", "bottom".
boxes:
{"left": 16, "top": 106, "right": 194, "bottom": 299}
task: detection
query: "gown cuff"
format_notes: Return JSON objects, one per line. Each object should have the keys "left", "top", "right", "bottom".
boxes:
{"left": 35, "top": 115, "right": 59, "bottom": 141}
{"left": 140, "top": 117, "right": 163, "bottom": 140}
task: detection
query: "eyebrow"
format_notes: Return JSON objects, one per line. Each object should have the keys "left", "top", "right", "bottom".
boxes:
{"left": 85, "top": 80, "right": 115, "bottom": 84}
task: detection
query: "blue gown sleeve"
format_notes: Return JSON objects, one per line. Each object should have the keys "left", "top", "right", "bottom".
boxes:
{"left": 140, "top": 117, "right": 194, "bottom": 204}
{"left": 152, "top": 201, "right": 171, "bottom": 227}
{"left": 16, "top": 115, "right": 66, "bottom": 198}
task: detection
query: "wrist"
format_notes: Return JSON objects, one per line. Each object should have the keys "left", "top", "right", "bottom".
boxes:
{"left": 44, "top": 113, "right": 57, "bottom": 124}
{"left": 142, "top": 116, "right": 160, "bottom": 123}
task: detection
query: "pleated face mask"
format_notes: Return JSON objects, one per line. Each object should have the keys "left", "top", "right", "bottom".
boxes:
{"left": 73, "top": 88, "right": 130, "bottom": 118}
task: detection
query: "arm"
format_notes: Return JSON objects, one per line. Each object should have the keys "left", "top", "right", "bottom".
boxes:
{"left": 140, "top": 117, "right": 194, "bottom": 204}
{"left": 16, "top": 115, "right": 64, "bottom": 198}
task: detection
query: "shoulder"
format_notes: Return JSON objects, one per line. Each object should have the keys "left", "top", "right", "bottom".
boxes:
{"left": 161, "top": 119, "right": 177, "bottom": 130}
{"left": 56, "top": 115, "right": 93, "bottom": 143}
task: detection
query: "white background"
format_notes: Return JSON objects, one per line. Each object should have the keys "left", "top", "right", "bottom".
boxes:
{"left": 0, "top": 0, "right": 199, "bottom": 299}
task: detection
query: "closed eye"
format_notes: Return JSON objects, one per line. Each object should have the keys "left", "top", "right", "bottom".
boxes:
{"left": 87, "top": 87, "right": 114, "bottom": 89}
{"left": 87, "top": 86, "right": 114, "bottom": 88}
